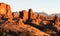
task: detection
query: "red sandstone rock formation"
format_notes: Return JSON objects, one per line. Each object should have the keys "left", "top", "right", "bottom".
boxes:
{"left": 28, "top": 8, "right": 33, "bottom": 19}
{"left": 22, "top": 10, "right": 28, "bottom": 21}
{"left": 0, "top": 3, "right": 6, "bottom": 15}
{"left": 0, "top": 2, "right": 60, "bottom": 36}
{"left": 0, "top": 2, "right": 13, "bottom": 20}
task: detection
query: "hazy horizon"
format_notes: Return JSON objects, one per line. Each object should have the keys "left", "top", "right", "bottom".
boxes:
{"left": 0, "top": 0, "right": 60, "bottom": 15}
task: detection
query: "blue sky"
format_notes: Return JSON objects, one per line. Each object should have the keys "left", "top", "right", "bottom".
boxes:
{"left": 0, "top": 0, "right": 60, "bottom": 15}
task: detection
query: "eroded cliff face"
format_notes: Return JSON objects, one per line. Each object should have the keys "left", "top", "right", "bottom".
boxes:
{"left": 0, "top": 3, "right": 13, "bottom": 22}
{"left": 0, "top": 2, "right": 60, "bottom": 36}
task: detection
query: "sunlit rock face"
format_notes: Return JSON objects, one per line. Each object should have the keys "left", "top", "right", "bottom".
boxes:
{"left": 0, "top": 3, "right": 6, "bottom": 15}
{"left": 19, "top": 10, "right": 28, "bottom": 21}
{"left": 0, "top": 2, "right": 13, "bottom": 19}
{"left": 22, "top": 10, "right": 28, "bottom": 21}
{"left": 6, "top": 4, "right": 13, "bottom": 19}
